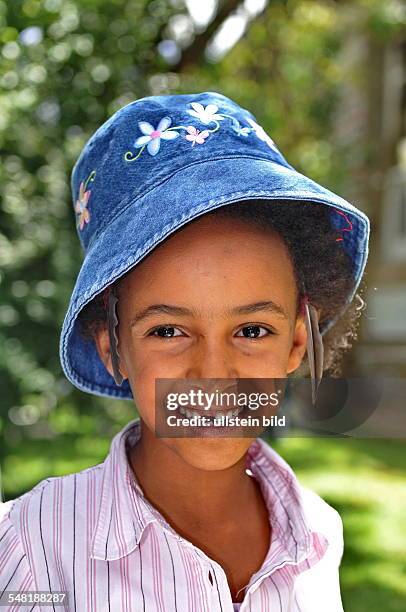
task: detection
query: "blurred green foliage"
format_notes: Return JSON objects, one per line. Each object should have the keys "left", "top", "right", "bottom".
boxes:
{"left": 0, "top": 1, "right": 405, "bottom": 610}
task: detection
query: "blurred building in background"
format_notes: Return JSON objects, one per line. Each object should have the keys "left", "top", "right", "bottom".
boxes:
{"left": 332, "top": 4, "right": 406, "bottom": 377}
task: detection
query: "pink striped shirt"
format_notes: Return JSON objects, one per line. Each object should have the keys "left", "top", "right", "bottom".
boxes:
{"left": 0, "top": 417, "right": 344, "bottom": 611}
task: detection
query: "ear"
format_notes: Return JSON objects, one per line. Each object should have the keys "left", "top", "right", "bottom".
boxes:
{"left": 94, "top": 327, "right": 128, "bottom": 381}
{"left": 286, "top": 315, "right": 308, "bottom": 374}
{"left": 287, "top": 306, "right": 322, "bottom": 374}
{"left": 94, "top": 326, "right": 114, "bottom": 379}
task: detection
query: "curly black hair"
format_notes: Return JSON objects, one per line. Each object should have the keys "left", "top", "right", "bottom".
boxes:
{"left": 77, "top": 199, "right": 367, "bottom": 376}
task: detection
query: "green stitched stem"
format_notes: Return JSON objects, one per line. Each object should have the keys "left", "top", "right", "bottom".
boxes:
{"left": 168, "top": 120, "right": 220, "bottom": 134}
{"left": 83, "top": 170, "right": 96, "bottom": 190}
{"left": 124, "top": 146, "right": 146, "bottom": 162}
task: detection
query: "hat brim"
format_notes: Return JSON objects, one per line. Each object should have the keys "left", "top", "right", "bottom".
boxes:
{"left": 60, "top": 155, "right": 370, "bottom": 399}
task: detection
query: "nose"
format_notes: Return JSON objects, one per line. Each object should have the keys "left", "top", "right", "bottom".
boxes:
{"left": 185, "top": 339, "right": 239, "bottom": 380}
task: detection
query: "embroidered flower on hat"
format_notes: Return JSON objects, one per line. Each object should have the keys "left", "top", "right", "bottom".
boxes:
{"left": 124, "top": 101, "right": 279, "bottom": 162}
{"left": 231, "top": 122, "right": 251, "bottom": 137}
{"left": 74, "top": 170, "right": 96, "bottom": 231}
{"left": 134, "top": 116, "right": 180, "bottom": 157}
{"left": 247, "top": 117, "right": 278, "bottom": 151}
{"left": 185, "top": 125, "right": 210, "bottom": 146}
{"left": 188, "top": 102, "right": 224, "bottom": 125}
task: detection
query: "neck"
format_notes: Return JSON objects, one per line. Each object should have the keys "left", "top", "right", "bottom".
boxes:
{"left": 127, "top": 418, "right": 263, "bottom": 532}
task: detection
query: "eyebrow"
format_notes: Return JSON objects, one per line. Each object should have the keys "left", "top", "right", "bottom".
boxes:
{"left": 129, "top": 300, "right": 288, "bottom": 327}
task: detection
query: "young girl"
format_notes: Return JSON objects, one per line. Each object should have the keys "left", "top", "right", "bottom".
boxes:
{"left": 0, "top": 91, "right": 369, "bottom": 611}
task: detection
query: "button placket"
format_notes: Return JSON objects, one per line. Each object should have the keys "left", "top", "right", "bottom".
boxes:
{"left": 200, "top": 555, "right": 247, "bottom": 612}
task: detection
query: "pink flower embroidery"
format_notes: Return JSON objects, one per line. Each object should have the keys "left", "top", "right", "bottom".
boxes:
{"left": 74, "top": 170, "right": 96, "bottom": 230}
{"left": 185, "top": 125, "right": 210, "bottom": 146}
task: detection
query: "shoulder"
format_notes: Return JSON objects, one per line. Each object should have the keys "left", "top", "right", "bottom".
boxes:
{"left": 0, "top": 464, "right": 104, "bottom": 572}
{"left": 3, "top": 463, "right": 104, "bottom": 522}
{"left": 299, "top": 485, "right": 344, "bottom": 561}
{"left": 1, "top": 464, "right": 105, "bottom": 592}
{"left": 0, "top": 499, "right": 35, "bottom": 592}
{"left": 294, "top": 487, "right": 345, "bottom": 611}
{"left": 0, "top": 499, "right": 14, "bottom": 521}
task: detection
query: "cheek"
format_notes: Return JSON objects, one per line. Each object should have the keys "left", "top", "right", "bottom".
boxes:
{"left": 245, "top": 356, "right": 289, "bottom": 378}
{"left": 127, "top": 352, "right": 183, "bottom": 430}
{"left": 130, "top": 375, "right": 156, "bottom": 431}
{"left": 239, "top": 336, "right": 293, "bottom": 370}
{"left": 120, "top": 341, "right": 155, "bottom": 420}
{"left": 129, "top": 347, "right": 183, "bottom": 380}
{"left": 133, "top": 362, "right": 155, "bottom": 387}
{"left": 127, "top": 338, "right": 191, "bottom": 381}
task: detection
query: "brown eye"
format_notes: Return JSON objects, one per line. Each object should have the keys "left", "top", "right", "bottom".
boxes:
{"left": 236, "top": 325, "right": 273, "bottom": 339}
{"left": 149, "top": 326, "right": 183, "bottom": 338}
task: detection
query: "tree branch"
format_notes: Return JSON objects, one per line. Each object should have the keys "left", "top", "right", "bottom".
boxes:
{"left": 172, "top": 0, "right": 243, "bottom": 72}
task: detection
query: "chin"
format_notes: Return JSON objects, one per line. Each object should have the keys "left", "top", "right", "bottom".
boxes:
{"left": 172, "top": 437, "right": 251, "bottom": 471}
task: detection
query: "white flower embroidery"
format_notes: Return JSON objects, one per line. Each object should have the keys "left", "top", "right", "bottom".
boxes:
{"left": 134, "top": 116, "right": 179, "bottom": 156}
{"left": 247, "top": 118, "right": 277, "bottom": 150}
{"left": 232, "top": 124, "right": 251, "bottom": 137}
{"left": 188, "top": 102, "right": 224, "bottom": 125}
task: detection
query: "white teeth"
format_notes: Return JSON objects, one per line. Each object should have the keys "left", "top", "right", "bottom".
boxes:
{"left": 181, "top": 407, "right": 206, "bottom": 419}
{"left": 177, "top": 405, "right": 245, "bottom": 420}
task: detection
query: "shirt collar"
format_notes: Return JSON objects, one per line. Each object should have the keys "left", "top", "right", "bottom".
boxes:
{"left": 90, "top": 417, "right": 326, "bottom": 562}
{"left": 246, "top": 437, "right": 322, "bottom": 566}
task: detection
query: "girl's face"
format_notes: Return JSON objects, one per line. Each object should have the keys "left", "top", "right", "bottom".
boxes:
{"left": 96, "top": 214, "right": 308, "bottom": 469}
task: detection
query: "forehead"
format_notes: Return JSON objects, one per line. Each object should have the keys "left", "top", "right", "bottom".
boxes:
{"left": 119, "top": 214, "right": 296, "bottom": 299}
{"left": 158, "top": 211, "right": 281, "bottom": 251}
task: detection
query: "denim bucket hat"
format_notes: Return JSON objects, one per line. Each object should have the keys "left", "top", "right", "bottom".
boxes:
{"left": 60, "top": 90, "right": 370, "bottom": 400}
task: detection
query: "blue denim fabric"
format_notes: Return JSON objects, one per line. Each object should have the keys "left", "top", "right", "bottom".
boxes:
{"left": 60, "top": 91, "right": 370, "bottom": 400}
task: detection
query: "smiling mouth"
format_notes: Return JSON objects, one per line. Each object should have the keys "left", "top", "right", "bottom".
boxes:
{"left": 175, "top": 405, "right": 246, "bottom": 419}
